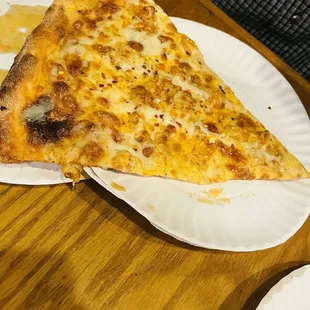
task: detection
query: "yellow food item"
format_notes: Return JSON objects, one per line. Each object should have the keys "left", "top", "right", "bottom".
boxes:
{"left": 0, "top": 0, "right": 308, "bottom": 184}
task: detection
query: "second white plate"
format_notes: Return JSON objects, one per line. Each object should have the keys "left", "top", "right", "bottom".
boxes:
{"left": 86, "top": 18, "right": 310, "bottom": 252}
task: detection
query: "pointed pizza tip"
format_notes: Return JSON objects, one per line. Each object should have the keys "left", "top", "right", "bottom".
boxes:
{"left": 0, "top": 0, "right": 308, "bottom": 185}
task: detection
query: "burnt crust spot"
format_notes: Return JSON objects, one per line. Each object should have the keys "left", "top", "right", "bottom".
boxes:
{"left": 27, "top": 119, "right": 70, "bottom": 144}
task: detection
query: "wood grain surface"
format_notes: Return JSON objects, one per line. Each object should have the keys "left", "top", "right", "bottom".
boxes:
{"left": 0, "top": 1, "right": 309, "bottom": 309}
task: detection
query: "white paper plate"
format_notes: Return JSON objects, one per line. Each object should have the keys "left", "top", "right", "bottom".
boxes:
{"left": 256, "top": 265, "right": 310, "bottom": 309}
{"left": 86, "top": 17, "right": 310, "bottom": 251}
{"left": 0, "top": 0, "right": 71, "bottom": 185}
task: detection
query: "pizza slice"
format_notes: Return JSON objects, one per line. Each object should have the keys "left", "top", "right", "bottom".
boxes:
{"left": 0, "top": 0, "right": 308, "bottom": 184}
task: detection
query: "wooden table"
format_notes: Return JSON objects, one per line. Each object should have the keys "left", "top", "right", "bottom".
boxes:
{"left": 0, "top": 1, "right": 309, "bottom": 309}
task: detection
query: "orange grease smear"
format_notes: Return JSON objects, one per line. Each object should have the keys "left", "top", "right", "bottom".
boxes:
{"left": 111, "top": 182, "right": 126, "bottom": 192}
{"left": 0, "top": 5, "right": 47, "bottom": 54}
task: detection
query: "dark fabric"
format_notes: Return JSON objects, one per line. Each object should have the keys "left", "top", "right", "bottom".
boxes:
{"left": 212, "top": 0, "right": 310, "bottom": 81}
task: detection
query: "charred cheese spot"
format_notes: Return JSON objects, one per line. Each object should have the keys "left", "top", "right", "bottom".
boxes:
{"left": 142, "top": 146, "right": 154, "bottom": 157}
{"left": 27, "top": 119, "right": 70, "bottom": 144}
{"left": 128, "top": 41, "right": 144, "bottom": 52}
{"left": 96, "top": 111, "right": 120, "bottom": 128}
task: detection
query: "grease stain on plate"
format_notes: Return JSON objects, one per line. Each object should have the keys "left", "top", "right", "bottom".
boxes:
{"left": 147, "top": 204, "right": 156, "bottom": 212}
{"left": 0, "top": 5, "right": 47, "bottom": 54}
{"left": 198, "top": 197, "right": 215, "bottom": 205}
{"left": 111, "top": 181, "right": 126, "bottom": 192}
{"left": 191, "top": 187, "right": 231, "bottom": 205}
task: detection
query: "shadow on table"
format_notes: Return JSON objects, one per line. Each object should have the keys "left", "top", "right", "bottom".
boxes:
{"left": 0, "top": 249, "right": 83, "bottom": 309}
{"left": 219, "top": 262, "right": 310, "bottom": 310}
{"left": 85, "top": 179, "right": 226, "bottom": 254}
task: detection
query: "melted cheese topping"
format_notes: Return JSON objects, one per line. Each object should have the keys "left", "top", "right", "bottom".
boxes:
{"left": 17, "top": 0, "right": 309, "bottom": 183}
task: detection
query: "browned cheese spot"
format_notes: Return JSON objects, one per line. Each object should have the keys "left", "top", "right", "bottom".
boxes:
{"left": 205, "top": 122, "right": 219, "bottom": 134}
{"left": 91, "top": 44, "right": 111, "bottom": 55}
{"left": 217, "top": 141, "right": 246, "bottom": 163}
{"left": 83, "top": 17, "right": 97, "bottom": 30}
{"left": 81, "top": 142, "right": 104, "bottom": 163}
{"left": 205, "top": 74, "right": 213, "bottom": 83}
{"left": 237, "top": 113, "right": 256, "bottom": 128}
{"left": 142, "top": 146, "right": 154, "bottom": 157}
{"left": 137, "top": 5, "right": 156, "bottom": 20}
{"left": 112, "top": 129, "right": 123, "bottom": 143}
{"left": 158, "top": 35, "right": 174, "bottom": 43}
{"left": 128, "top": 41, "right": 144, "bottom": 52}
{"left": 227, "top": 164, "right": 254, "bottom": 180}
{"left": 173, "top": 143, "right": 181, "bottom": 152}
{"left": 170, "top": 66, "right": 186, "bottom": 80}
{"left": 101, "top": 2, "right": 119, "bottom": 14}
{"left": 97, "top": 97, "right": 111, "bottom": 108}
{"left": 165, "top": 124, "right": 176, "bottom": 135}
{"left": 73, "top": 20, "right": 83, "bottom": 31}
{"left": 134, "top": 130, "right": 150, "bottom": 143}
{"left": 53, "top": 81, "right": 70, "bottom": 95}
{"left": 179, "top": 62, "right": 192, "bottom": 71}
{"left": 61, "top": 95, "right": 78, "bottom": 113}
{"left": 128, "top": 111, "right": 141, "bottom": 125}
{"left": 191, "top": 75, "right": 200, "bottom": 84}
{"left": 96, "top": 111, "right": 120, "bottom": 128}
{"left": 130, "top": 86, "right": 154, "bottom": 106}
{"left": 67, "top": 59, "right": 83, "bottom": 77}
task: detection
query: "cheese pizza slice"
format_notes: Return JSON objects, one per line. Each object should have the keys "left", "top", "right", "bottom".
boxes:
{"left": 0, "top": 0, "right": 308, "bottom": 184}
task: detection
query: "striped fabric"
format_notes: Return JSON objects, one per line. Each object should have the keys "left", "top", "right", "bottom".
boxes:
{"left": 212, "top": 0, "right": 310, "bottom": 81}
